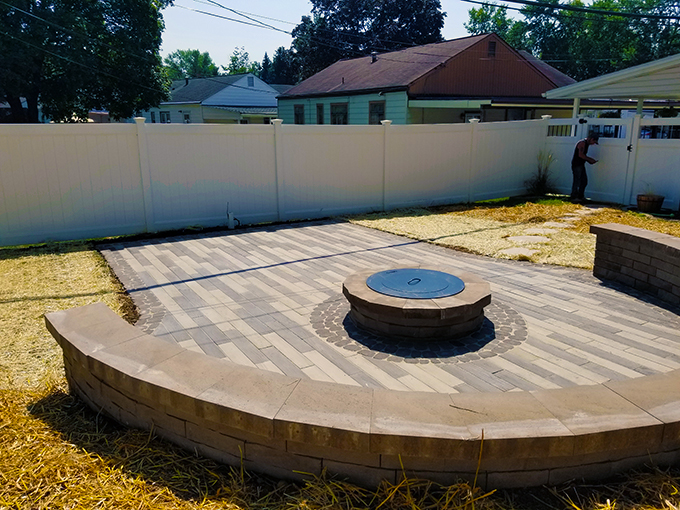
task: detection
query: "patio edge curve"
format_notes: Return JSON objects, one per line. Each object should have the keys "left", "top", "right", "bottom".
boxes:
{"left": 45, "top": 302, "right": 680, "bottom": 489}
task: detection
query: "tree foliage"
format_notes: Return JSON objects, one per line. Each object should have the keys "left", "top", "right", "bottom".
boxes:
{"left": 290, "top": 0, "right": 446, "bottom": 80}
{"left": 0, "top": 0, "right": 171, "bottom": 122}
{"left": 270, "top": 47, "right": 298, "bottom": 84}
{"left": 260, "top": 52, "right": 272, "bottom": 83}
{"left": 465, "top": 3, "right": 514, "bottom": 36}
{"left": 164, "top": 49, "right": 219, "bottom": 79}
{"left": 466, "top": 0, "right": 680, "bottom": 81}
{"left": 225, "top": 46, "right": 261, "bottom": 75}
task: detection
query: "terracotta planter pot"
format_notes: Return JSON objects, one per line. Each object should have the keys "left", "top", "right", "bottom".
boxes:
{"left": 637, "top": 194, "right": 665, "bottom": 213}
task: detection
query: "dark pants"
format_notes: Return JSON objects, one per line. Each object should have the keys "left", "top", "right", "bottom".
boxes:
{"left": 571, "top": 164, "right": 587, "bottom": 200}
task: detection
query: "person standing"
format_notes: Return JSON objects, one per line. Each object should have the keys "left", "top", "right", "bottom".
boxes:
{"left": 571, "top": 134, "right": 599, "bottom": 202}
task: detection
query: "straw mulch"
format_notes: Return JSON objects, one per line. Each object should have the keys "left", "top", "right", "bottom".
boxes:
{"left": 0, "top": 243, "right": 136, "bottom": 390}
{"left": 2, "top": 207, "right": 680, "bottom": 509}
{"left": 350, "top": 199, "right": 680, "bottom": 270}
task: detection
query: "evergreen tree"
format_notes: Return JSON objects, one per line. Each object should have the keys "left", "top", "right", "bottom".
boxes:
{"left": 269, "top": 46, "right": 298, "bottom": 84}
{"left": 260, "top": 52, "right": 272, "bottom": 83}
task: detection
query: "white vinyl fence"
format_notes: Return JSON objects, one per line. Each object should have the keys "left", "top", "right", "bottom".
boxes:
{"left": 0, "top": 116, "right": 678, "bottom": 247}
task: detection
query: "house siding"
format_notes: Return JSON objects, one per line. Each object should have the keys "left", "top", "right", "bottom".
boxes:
{"left": 143, "top": 104, "right": 204, "bottom": 124}
{"left": 409, "top": 34, "right": 555, "bottom": 98}
{"left": 278, "top": 92, "right": 408, "bottom": 125}
{"left": 203, "top": 75, "right": 279, "bottom": 108}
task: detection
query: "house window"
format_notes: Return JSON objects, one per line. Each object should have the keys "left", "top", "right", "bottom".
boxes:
{"left": 488, "top": 41, "right": 497, "bottom": 58}
{"left": 183, "top": 112, "right": 191, "bottom": 124}
{"left": 160, "top": 111, "right": 171, "bottom": 123}
{"left": 330, "top": 103, "right": 348, "bottom": 125}
{"left": 150, "top": 112, "right": 156, "bottom": 123}
{"left": 240, "top": 119, "right": 249, "bottom": 124}
{"left": 263, "top": 117, "right": 271, "bottom": 124}
{"left": 369, "top": 101, "right": 385, "bottom": 124}
{"left": 316, "top": 104, "right": 324, "bottom": 124}
{"left": 248, "top": 76, "right": 254, "bottom": 87}
{"left": 294, "top": 104, "right": 305, "bottom": 124}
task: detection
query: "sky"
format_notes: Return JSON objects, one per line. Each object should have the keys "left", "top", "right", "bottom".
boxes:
{"left": 159, "top": 0, "right": 496, "bottom": 71}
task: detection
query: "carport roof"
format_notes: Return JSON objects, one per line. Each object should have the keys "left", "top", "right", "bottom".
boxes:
{"left": 544, "top": 53, "right": 680, "bottom": 100}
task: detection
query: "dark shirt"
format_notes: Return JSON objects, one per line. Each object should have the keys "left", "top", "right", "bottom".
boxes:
{"left": 571, "top": 139, "right": 590, "bottom": 166}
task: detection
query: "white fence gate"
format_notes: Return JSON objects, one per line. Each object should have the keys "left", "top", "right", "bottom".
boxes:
{"left": 545, "top": 116, "right": 680, "bottom": 208}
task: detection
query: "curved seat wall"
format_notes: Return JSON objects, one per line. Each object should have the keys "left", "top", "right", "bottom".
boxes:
{"left": 591, "top": 223, "right": 680, "bottom": 306}
{"left": 46, "top": 300, "right": 680, "bottom": 489}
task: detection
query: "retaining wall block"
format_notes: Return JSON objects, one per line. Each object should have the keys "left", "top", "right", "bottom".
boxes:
{"left": 286, "top": 439, "right": 381, "bottom": 467}
{"left": 245, "top": 442, "right": 322, "bottom": 477}
{"left": 274, "top": 379, "right": 373, "bottom": 451}
{"left": 135, "top": 401, "right": 187, "bottom": 438}
{"left": 487, "top": 468, "right": 550, "bottom": 489}
{"left": 323, "top": 459, "right": 398, "bottom": 488}
{"left": 370, "top": 390, "right": 475, "bottom": 458}
{"left": 185, "top": 421, "right": 246, "bottom": 458}
{"left": 196, "top": 368, "right": 299, "bottom": 439}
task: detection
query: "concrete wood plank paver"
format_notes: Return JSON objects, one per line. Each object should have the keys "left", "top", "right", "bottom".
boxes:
{"left": 100, "top": 220, "right": 680, "bottom": 394}
{"left": 347, "top": 355, "right": 412, "bottom": 391}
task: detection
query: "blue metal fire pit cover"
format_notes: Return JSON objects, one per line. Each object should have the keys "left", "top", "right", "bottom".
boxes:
{"left": 366, "top": 268, "right": 465, "bottom": 299}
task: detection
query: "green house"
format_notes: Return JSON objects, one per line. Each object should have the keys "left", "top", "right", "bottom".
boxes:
{"left": 277, "top": 34, "right": 576, "bottom": 125}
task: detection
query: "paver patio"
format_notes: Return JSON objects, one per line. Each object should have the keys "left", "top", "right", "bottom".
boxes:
{"left": 100, "top": 220, "right": 680, "bottom": 394}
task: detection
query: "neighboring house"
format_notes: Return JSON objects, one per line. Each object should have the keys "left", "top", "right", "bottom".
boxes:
{"left": 277, "top": 33, "right": 577, "bottom": 125}
{"left": 141, "top": 74, "right": 280, "bottom": 124}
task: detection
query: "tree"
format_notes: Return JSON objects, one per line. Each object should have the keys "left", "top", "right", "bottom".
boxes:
{"left": 269, "top": 47, "right": 298, "bottom": 84}
{"left": 225, "top": 46, "right": 261, "bottom": 75}
{"left": 466, "top": 0, "right": 680, "bottom": 81}
{"left": 164, "top": 49, "right": 219, "bottom": 79}
{"left": 291, "top": 0, "right": 446, "bottom": 80}
{"left": 464, "top": 4, "right": 514, "bottom": 38}
{"left": 0, "top": 0, "right": 171, "bottom": 122}
{"left": 260, "top": 52, "right": 272, "bottom": 83}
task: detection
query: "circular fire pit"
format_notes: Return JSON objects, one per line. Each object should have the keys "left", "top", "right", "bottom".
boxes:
{"left": 343, "top": 267, "right": 491, "bottom": 340}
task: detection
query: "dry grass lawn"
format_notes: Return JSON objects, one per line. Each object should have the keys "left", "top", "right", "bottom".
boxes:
{"left": 1, "top": 199, "right": 680, "bottom": 509}
{"left": 350, "top": 199, "right": 680, "bottom": 269}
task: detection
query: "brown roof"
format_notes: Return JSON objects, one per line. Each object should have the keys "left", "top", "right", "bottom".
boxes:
{"left": 281, "top": 34, "right": 576, "bottom": 98}
{"left": 517, "top": 51, "right": 576, "bottom": 88}
{"left": 282, "top": 35, "right": 488, "bottom": 97}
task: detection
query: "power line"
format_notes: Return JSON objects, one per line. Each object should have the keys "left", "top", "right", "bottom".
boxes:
{"left": 0, "top": 29, "right": 165, "bottom": 94}
{"left": 461, "top": 0, "right": 680, "bottom": 20}
{"left": 201, "top": 0, "right": 291, "bottom": 34}
{"left": 0, "top": 0, "right": 162, "bottom": 65}
{"left": 462, "top": 0, "right": 651, "bottom": 25}
{"left": 174, "top": 5, "right": 290, "bottom": 33}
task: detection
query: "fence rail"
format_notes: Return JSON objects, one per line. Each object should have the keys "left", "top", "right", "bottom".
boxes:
{"left": 0, "top": 116, "right": 678, "bottom": 247}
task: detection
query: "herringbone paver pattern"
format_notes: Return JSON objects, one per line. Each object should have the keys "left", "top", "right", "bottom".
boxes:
{"left": 101, "top": 220, "right": 680, "bottom": 393}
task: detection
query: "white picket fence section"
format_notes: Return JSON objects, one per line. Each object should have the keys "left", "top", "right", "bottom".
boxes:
{"left": 1, "top": 116, "right": 678, "bottom": 247}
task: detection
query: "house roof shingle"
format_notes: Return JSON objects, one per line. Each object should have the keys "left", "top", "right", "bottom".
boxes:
{"left": 282, "top": 35, "right": 487, "bottom": 98}
{"left": 167, "top": 75, "right": 246, "bottom": 103}
{"left": 281, "top": 34, "right": 576, "bottom": 98}
{"left": 517, "top": 51, "right": 576, "bottom": 88}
